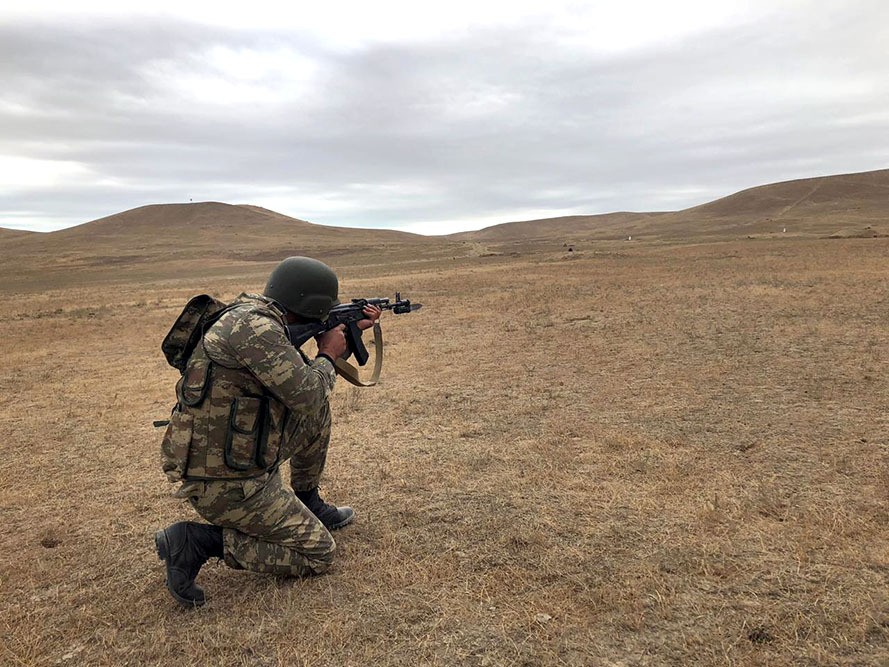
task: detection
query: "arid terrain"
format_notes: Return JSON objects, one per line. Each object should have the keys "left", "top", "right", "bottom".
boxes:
{"left": 1, "top": 170, "right": 887, "bottom": 666}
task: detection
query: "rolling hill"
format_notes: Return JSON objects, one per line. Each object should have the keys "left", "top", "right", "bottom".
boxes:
{"left": 661, "top": 168, "right": 889, "bottom": 238}
{"left": 0, "top": 227, "right": 36, "bottom": 241}
{"left": 447, "top": 212, "right": 662, "bottom": 242}
{"left": 0, "top": 202, "right": 458, "bottom": 290}
{"left": 13, "top": 201, "right": 429, "bottom": 252}
{"left": 2, "top": 168, "right": 886, "bottom": 290}
{"left": 450, "top": 168, "right": 889, "bottom": 242}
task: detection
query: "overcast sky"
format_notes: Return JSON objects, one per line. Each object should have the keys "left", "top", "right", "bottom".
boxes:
{"left": 1, "top": 1, "right": 887, "bottom": 234}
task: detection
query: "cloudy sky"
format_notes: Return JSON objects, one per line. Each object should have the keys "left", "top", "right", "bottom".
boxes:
{"left": 1, "top": 1, "right": 887, "bottom": 234}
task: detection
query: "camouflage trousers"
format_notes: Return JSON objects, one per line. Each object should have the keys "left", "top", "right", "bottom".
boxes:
{"left": 181, "top": 403, "right": 336, "bottom": 576}
{"left": 288, "top": 400, "right": 332, "bottom": 493}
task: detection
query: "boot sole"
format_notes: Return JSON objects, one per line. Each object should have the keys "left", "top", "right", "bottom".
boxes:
{"left": 155, "top": 529, "right": 206, "bottom": 609}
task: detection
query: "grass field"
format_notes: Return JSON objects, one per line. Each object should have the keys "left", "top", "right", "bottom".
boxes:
{"left": 1, "top": 235, "right": 887, "bottom": 666}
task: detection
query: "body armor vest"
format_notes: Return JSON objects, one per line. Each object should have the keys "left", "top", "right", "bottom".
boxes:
{"left": 161, "top": 301, "right": 301, "bottom": 482}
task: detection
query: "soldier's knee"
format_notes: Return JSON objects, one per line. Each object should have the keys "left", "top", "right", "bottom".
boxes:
{"left": 306, "top": 537, "right": 337, "bottom": 575}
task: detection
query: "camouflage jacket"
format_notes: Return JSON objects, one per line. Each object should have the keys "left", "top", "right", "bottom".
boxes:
{"left": 160, "top": 293, "right": 336, "bottom": 481}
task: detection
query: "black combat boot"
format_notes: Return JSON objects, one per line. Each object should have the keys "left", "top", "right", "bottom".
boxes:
{"left": 295, "top": 487, "right": 355, "bottom": 530}
{"left": 154, "top": 521, "right": 224, "bottom": 608}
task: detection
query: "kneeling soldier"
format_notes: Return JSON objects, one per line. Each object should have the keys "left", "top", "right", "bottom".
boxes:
{"left": 154, "top": 256, "right": 380, "bottom": 607}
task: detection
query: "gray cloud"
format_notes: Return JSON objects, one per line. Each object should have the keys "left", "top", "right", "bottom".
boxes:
{"left": 1, "top": 3, "right": 887, "bottom": 233}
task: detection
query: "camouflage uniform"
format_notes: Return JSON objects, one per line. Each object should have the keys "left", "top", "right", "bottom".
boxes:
{"left": 163, "top": 293, "right": 338, "bottom": 576}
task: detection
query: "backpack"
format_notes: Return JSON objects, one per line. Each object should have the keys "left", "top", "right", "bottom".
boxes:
{"left": 161, "top": 294, "right": 230, "bottom": 372}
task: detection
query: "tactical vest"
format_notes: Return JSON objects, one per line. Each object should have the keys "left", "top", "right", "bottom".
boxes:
{"left": 161, "top": 301, "right": 300, "bottom": 482}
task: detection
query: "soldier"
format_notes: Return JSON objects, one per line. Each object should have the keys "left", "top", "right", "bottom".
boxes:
{"left": 154, "top": 256, "right": 381, "bottom": 608}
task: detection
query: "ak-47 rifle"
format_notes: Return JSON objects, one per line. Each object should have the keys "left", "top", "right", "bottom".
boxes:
{"left": 286, "top": 293, "right": 421, "bottom": 386}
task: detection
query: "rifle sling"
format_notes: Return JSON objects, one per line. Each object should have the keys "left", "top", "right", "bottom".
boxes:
{"left": 334, "top": 321, "right": 383, "bottom": 387}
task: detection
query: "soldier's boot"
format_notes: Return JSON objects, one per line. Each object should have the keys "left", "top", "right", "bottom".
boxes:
{"left": 154, "top": 521, "right": 224, "bottom": 608}
{"left": 295, "top": 487, "right": 355, "bottom": 530}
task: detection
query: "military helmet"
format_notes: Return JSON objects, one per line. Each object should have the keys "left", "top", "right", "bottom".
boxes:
{"left": 263, "top": 256, "right": 340, "bottom": 320}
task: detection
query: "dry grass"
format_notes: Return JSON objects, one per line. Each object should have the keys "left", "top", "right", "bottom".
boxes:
{"left": 1, "top": 236, "right": 887, "bottom": 666}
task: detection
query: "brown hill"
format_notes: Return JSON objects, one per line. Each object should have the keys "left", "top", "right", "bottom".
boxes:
{"left": 449, "top": 212, "right": 662, "bottom": 242}
{"left": 684, "top": 168, "right": 889, "bottom": 219}
{"left": 0, "top": 227, "right": 36, "bottom": 241}
{"left": 40, "top": 201, "right": 426, "bottom": 249}
{"left": 452, "top": 168, "right": 889, "bottom": 243}
{"left": 3, "top": 168, "right": 887, "bottom": 290}
{"left": 0, "top": 202, "right": 457, "bottom": 291}
{"left": 666, "top": 168, "right": 889, "bottom": 238}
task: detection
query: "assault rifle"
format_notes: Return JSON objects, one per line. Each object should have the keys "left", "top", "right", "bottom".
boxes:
{"left": 286, "top": 293, "right": 421, "bottom": 367}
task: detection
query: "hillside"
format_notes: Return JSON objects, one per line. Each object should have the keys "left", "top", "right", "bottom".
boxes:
{"left": 451, "top": 168, "right": 889, "bottom": 243}
{"left": 449, "top": 212, "right": 662, "bottom": 242}
{"left": 666, "top": 168, "right": 889, "bottom": 237}
{"left": 683, "top": 168, "right": 889, "bottom": 219}
{"left": 3, "top": 168, "right": 887, "bottom": 289}
{"left": 0, "top": 227, "right": 35, "bottom": 241}
{"left": 18, "top": 201, "right": 429, "bottom": 250}
{"left": 0, "top": 202, "right": 458, "bottom": 290}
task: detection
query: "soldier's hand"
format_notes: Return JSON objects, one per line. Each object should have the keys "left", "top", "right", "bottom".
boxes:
{"left": 316, "top": 324, "right": 348, "bottom": 359}
{"left": 356, "top": 304, "right": 382, "bottom": 331}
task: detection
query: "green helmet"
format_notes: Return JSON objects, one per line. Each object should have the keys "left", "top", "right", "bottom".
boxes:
{"left": 263, "top": 256, "right": 340, "bottom": 320}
